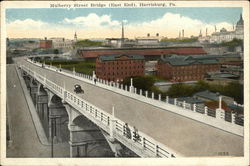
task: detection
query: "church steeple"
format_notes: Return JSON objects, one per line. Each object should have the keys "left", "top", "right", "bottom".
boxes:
{"left": 199, "top": 29, "right": 202, "bottom": 37}
{"left": 74, "top": 31, "right": 77, "bottom": 42}
{"left": 236, "top": 13, "right": 243, "bottom": 26}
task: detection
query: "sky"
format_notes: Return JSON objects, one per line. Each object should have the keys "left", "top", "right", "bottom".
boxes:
{"left": 6, "top": 8, "right": 243, "bottom": 39}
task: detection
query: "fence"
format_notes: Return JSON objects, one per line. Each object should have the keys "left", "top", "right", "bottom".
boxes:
{"left": 20, "top": 64, "right": 180, "bottom": 158}
{"left": 26, "top": 59, "right": 244, "bottom": 136}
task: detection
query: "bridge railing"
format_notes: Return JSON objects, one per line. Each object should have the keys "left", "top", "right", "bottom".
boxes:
{"left": 20, "top": 64, "right": 181, "bottom": 158}
{"left": 26, "top": 59, "right": 244, "bottom": 136}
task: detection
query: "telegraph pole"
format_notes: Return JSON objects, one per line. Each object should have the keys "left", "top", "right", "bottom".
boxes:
{"left": 51, "top": 117, "right": 56, "bottom": 157}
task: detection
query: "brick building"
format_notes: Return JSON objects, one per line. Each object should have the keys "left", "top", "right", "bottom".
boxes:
{"left": 96, "top": 54, "right": 145, "bottom": 82}
{"left": 39, "top": 38, "right": 52, "bottom": 49}
{"left": 156, "top": 55, "right": 220, "bottom": 82}
{"left": 78, "top": 46, "right": 207, "bottom": 60}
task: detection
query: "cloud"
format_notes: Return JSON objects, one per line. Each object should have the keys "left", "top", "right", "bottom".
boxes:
{"left": 7, "top": 19, "right": 49, "bottom": 30}
{"left": 126, "top": 13, "right": 233, "bottom": 38}
{"left": 7, "top": 12, "right": 234, "bottom": 39}
{"left": 63, "top": 13, "right": 120, "bottom": 28}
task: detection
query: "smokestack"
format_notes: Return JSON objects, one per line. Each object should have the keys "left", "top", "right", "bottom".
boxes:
{"left": 121, "top": 22, "right": 124, "bottom": 40}
{"left": 179, "top": 31, "right": 181, "bottom": 38}
{"left": 206, "top": 28, "right": 208, "bottom": 36}
{"left": 182, "top": 29, "right": 184, "bottom": 38}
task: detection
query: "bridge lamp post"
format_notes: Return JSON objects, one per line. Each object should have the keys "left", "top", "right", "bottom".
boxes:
{"left": 50, "top": 116, "right": 57, "bottom": 158}
{"left": 73, "top": 67, "right": 75, "bottom": 75}
{"left": 130, "top": 78, "right": 133, "bottom": 93}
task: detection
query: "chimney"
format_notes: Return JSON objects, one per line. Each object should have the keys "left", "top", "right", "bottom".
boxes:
{"left": 121, "top": 21, "right": 124, "bottom": 40}
{"left": 161, "top": 52, "right": 164, "bottom": 59}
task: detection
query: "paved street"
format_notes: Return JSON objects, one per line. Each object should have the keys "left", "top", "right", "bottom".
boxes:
{"left": 17, "top": 58, "right": 244, "bottom": 157}
{"left": 6, "top": 64, "right": 69, "bottom": 157}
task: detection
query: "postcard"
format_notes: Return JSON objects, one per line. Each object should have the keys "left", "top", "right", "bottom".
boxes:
{"left": 1, "top": 1, "right": 249, "bottom": 166}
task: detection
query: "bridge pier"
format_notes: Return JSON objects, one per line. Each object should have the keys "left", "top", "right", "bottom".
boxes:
{"left": 48, "top": 103, "right": 68, "bottom": 143}
{"left": 29, "top": 78, "right": 38, "bottom": 104}
{"left": 36, "top": 92, "right": 48, "bottom": 119}
{"left": 45, "top": 89, "right": 68, "bottom": 143}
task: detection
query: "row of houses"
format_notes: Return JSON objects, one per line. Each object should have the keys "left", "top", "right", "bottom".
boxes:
{"left": 39, "top": 37, "right": 74, "bottom": 52}
{"left": 95, "top": 53, "right": 242, "bottom": 82}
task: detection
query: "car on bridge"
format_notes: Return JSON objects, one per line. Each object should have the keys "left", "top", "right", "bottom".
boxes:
{"left": 74, "top": 84, "right": 84, "bottom": 94}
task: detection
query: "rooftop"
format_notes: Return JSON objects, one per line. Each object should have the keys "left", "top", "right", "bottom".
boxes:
{"left": 205, "top": 100, "right": 231, "bottom": 112}
{"left": 194, "top": 90, "right": 220, "bottom": 101}
{"left": 79, "top": 47, "right": 207, "bottom": 58}
{"left": 160, "top": 55, "right": 219, "bottom": 66}
{"left": 177, "top": 97, "right": 203, "bottom": 104}
{"left": 98, "top": 54, "right": 145, "bottom": 61}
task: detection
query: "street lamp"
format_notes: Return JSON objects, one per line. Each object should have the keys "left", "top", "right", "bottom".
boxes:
{"left": 50, "top": 117, "right": 57, "bottom": 158}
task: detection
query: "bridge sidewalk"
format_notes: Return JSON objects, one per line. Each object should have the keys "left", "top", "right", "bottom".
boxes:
{"left": 6, "top": 64, "right": 69, "bottom": 157}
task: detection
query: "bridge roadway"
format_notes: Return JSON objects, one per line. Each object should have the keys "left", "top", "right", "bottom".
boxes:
{"left": 16, "top": 57, "right": 243, "bottom": 157}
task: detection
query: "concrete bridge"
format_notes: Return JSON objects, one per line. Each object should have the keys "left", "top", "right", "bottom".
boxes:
{"left": 14, "top": 57, "right": 244, "bottom": 157}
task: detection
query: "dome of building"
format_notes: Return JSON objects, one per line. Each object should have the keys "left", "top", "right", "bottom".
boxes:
{"left": 220, "top": 28, "right": 227, "bottom": 33}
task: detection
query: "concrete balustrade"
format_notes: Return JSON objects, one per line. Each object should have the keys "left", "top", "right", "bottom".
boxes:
{"left": 183, "top": 101, "right": 186, "bottom": 109}
{"left": 166, "top": 96, "right": 169, "bottom": 103}
{"left": 216, "top": 109, "right": 225, "bottom": 120}
{"left": 155, "top": 144, "right": 158, "bottom": 157}
{"left": 174, "top": 98, "right": 177, "bottom": 106}
{"left": 232, "top": 113, "right": 236, "bottom": 124}
{"left": 193, "top": 104, "right": 197, "bottom": 112}
{"left": 204, "top": 106, "right": 208, "bottom": 115}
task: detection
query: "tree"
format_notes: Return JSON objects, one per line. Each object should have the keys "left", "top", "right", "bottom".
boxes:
{"left": 122, "top": 76, "right": 155, "bottom": 91}
{"left": 223, "top": 82, "right": 243, "bottom": 104}
{"left": 166, "top": 83, "right": 194, "bottom": 98}
{"left": 54, "top": 49, "right": 59, "bottom": 54}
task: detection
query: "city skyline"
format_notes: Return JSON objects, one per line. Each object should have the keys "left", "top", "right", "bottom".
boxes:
{"left": 6, "top": 8, "right": 242, "bottom": 39}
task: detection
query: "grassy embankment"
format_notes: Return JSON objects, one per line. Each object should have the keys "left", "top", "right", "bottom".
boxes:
{"left": 42, "top": 60, "right": 95, "bottom": 75}
{"left": 75, "top": 40, "right": 104, "bottom": 47}
{"left": 161, "top": 37, "right": 198, "bottom": 43}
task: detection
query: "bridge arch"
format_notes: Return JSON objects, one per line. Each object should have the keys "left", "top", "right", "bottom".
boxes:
{"left": 70, "top": 114, "right": 114, "bottom": 157}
